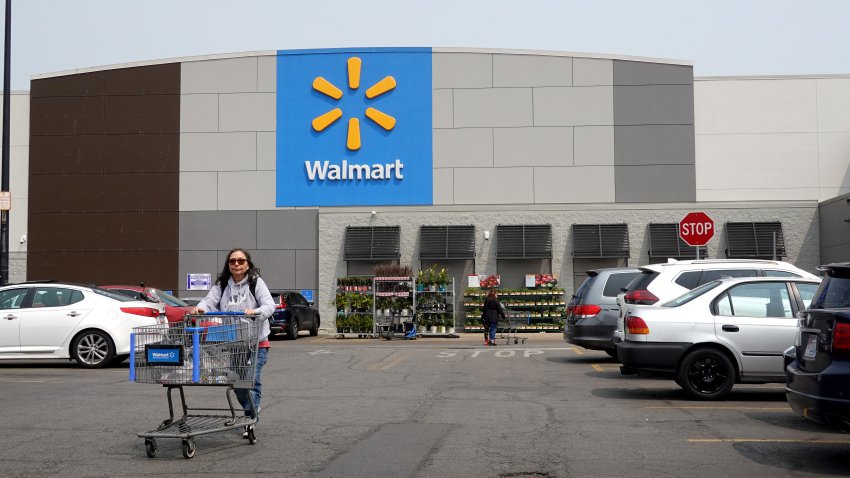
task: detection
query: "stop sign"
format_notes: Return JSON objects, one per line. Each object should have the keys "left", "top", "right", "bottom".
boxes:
{"left": 679, "top": 211, "right": 715, "bottom": 246}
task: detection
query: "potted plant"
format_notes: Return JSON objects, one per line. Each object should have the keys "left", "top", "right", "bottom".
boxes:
{"left": 437, "top": 268, "right": 448, "bottom": 292}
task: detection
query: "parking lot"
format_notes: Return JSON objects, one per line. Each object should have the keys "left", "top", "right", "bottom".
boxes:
{"left": 1, "top": 333, "right": 848, "bottom": 477}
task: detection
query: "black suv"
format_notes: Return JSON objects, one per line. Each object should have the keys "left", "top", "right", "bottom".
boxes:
{"left": 785, "top": 262, "right": 850, "bottom": 431}
{"left": 269, "top": 291, "right": 320, "bottom": 340}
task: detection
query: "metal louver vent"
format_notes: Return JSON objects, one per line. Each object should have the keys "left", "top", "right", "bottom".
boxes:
{"left": 419, "top": 225, "right": 475, "bottom": 259}
{"left": 648, "top": 223, "right": 698, "bottom": 258}
{"left": 572, "top": 224, "right": 630, "bottom": 258}
{"left": 344, "top": 226, "right": 400, "bottom": 260}
{"left": 496, "top": 224, "right": 552, "bottom": 259}
{"left": 726, "top": 222, "right": 786, "bottom": 259}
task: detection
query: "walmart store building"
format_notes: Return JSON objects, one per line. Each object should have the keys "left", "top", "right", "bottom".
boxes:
{"left": 8, "top": 47, "right": 850, "bottom": 330}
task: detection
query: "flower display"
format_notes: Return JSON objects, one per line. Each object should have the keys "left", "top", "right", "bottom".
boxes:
{"left": 535, "top": 274, "right": 557, "bottom": 287}
{"left": 479, "top": 274, "right": 500, "bottom": 288}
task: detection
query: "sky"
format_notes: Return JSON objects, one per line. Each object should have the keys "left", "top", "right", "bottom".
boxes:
{"left": 2, "top": 0, "right": 850, "bottom": 90}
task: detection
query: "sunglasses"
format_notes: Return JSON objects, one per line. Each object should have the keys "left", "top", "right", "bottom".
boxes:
{"left": 228, "top": 258, "right": 247, "bottom": 265}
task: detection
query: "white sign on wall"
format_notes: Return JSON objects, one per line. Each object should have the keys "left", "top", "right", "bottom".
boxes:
{"left": 187, "top": 273, "right": 212, "bottom": 291}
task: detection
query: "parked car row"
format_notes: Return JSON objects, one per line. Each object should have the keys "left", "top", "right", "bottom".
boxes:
{"left": 566, "top": 259, "right": 850, "bottom": 433}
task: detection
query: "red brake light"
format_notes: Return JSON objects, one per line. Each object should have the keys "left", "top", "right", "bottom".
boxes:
{"left": 626, "top": 316, "right": 650, "bottom": 335}
{"left": 624, "top": 290, "right": 659, "bottom": 305}
{"left": 572, "top": 304, "right": 602, "bottom": 318}
{"left": 121, "top": 307, "right": 161, "bottom": 318}
{"left": 834, "top": 323, "right": 850, "bottom": 353}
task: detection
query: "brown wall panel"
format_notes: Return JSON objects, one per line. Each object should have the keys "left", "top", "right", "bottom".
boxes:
{"left": 30, "top": 71, "right": 105, "bottom": 98}
{"left": 28, "top": 250, "right": 178, "bottom": 289}
{"left": 104, "top": 95, "right": 180, "bottom": 134}
{"left": 101, "top": 134, "right": 179, "bottom": 173}
{"left": 104, "top": 64, "right": 181, "bottom": 96}
{"left": 30, "top": 96, "right": 106, "bottom": 136}
{"left": 100, "top": 173, "right": 179, "bottom": 213}
{"left": 29, "top": 62, "right": 181, "bottom": 288}
{"left": 29, "top": 135, "right": 105, "bottom": 174}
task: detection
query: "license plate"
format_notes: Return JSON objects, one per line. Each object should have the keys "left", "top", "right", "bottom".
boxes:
{"left": 803, "top": 334, "right": 818, "bottom": 360}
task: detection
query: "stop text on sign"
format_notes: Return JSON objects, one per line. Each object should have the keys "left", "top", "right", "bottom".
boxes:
{"left": 681, "top": 222, "right": 712, "bottom": 236}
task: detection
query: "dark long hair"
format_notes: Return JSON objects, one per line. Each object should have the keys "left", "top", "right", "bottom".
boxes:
{"left": 486, "top": 289, "right": 498, "bottom": 300}
{"left": 216, "top": 248, "right": 261, "bottom": 287}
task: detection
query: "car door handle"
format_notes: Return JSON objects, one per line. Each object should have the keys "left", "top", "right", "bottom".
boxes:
{"left": 67, "top": 311, "right": 81, "bottom": 317}
{"left": 722, "top": 325, "right": 739, "bottom": 332}
{"left": 3, "top": 314, "right": 16, "bottom": 320}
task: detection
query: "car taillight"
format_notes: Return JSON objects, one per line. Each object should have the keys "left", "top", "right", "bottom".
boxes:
{"left": 833, "top": 322, "right": 850, "bottom": 353}
{"left": 624, "top": 290, "right": 659, "bottom": 305}
{"left": 572, "top": 304, "right": 601, "bottom": 318}
{"left": 121, "top": 307, "right": 162, "bottom": 318}
{"left": 626, "top": 316, "right": 649, "bottom": 335}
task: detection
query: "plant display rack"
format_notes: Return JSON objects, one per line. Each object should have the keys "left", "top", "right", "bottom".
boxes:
{"left": 415, "top": 278, "right": 456, "bottom": 336}
{"left": 334, "top": 276, "right": 375, "bottom": 338}
{"left": 373, "top": 276, "right": 416, "bottom": 339}
{"left": 462, "top": 287, "right": 566, "bottom": 333}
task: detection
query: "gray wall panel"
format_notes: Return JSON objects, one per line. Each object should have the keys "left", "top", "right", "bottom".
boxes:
{"left": 434, "top": 128, "right": 493, "bottom": 168}
{"left": 819, "top": 194, "right": 850, "bottom": 252}
{"left": 433, "top": 53, "right": 492, "bottom": 89}
{"left": 614, "top": 85, "right": 694, "bottom": 126}
{"left": 573, "top": 58, "right": 613, "bottom": 86}
{"left": 257, "top": 209, "right": 319, "bottom": 250}
{"left": 296, "top": 249, "right": 319, "bottom": 289}
{"left": 494, "top": 127, "right": 573, "bottom": 167}
{"left": 614, "top": 125, "right": 695, "bottom": 166}
{"left": 179, "top": 211, "right": 258, "bottom": 250}
{"left": 534, "top": 86, "right": 613, "bottom": 126}
{"left": 575, "top": 126, "right": 615, "bottom": 166}
{"left": 493, "top": 55, "right": 572, "bottom": 87}
{"left": 615, "top": 165, "right": 696, "bottom": 203}
{"left": 251, "top": 249, "right": 296, "bottom": 290}
{"left": 614, "top": 61, "right": 693, "bottom": 86}
{"left": 454, "top": 89, "right": 533, "bottom": 127}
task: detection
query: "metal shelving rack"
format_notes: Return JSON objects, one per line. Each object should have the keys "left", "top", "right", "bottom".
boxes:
{"left": 415, "top": 278, "right": 455, "bottom": 336}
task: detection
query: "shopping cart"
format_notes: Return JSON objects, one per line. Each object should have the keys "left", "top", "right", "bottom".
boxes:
{"left": 130, "top": 313, "right": 261, "bottom": 459}
{"left": 374, "top": 311, "right": 417, "bottom": 340}
{"left": 498, "top": 307, "right": 527, "bottom": 345}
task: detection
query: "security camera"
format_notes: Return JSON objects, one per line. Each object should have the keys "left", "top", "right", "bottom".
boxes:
{"left": 19, "top": 235, "right": 26, "bottom": 244}
{"left": 484, "top": 230, "right": 490, "bottom": 240}
{"left": 371, "top": 211, "right": 377, "bottom": 216}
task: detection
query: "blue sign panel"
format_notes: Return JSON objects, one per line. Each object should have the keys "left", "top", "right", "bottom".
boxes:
{"left": 277, "top": 48, "right": 433, "bottom": 206}
{"left": 300, "top": 289, "right": 314, "bottom": 304}
{"left": 145, "top": 344, "right": 183, "bottom": 365}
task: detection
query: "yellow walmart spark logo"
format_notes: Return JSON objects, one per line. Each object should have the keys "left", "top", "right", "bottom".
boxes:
{"left": 311, "top": 57, "right": 397, "bottom": 151}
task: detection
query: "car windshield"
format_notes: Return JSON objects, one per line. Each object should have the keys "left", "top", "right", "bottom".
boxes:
{"left": 152, "top": 288, "right": 189, "bottom": 307}
{"left": 91, "top": 287, "right": 135, "bottom": 302}
{"left": 662, "top": 280, "right": 722, "bottom": 308}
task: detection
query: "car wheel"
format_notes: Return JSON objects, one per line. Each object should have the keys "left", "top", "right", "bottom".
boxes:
{"left": 71, "top": 330, "right": 115, "bottom": 368}
{"left": 309, "top": 317, "right": 319, "bottom": 337}
{"left": 604, "top": 349, "right": 617, "bottom": 358}
{"left": 677, "top": 347, "right": 735, "bottom": 400}
{"left": 286, "top": 318, "right": 298, "bottom": 340}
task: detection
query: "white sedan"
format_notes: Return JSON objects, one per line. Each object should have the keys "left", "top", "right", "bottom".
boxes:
{"left": 616, "top": 276, "right": 820, "bottom": 400}
{"left": 0, "top": 282, "right": 166, "bottom": 368}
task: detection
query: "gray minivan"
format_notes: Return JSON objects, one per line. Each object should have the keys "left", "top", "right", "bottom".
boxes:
{"left": 564, "top": 267, "right": 641, "bottom": 356}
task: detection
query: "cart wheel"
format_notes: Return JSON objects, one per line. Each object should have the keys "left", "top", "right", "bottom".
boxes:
{"left": 514, "top": 339, "right": 519, "bottom": 344}
{"left": 182, "top": 439, "right": 196, "bottom": 459}
{"left": 144, "top": 438, "right": 157, "bottom": 458}
{"left": 247, "top": 425, "right": 257, "bottom": 445}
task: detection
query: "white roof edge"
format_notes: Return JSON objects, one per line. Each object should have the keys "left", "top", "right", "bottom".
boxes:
{"left": 30, "top": 50, "right": 278, "bottom": 82}
{"left": 432, "top": 47, "right": 692, "bottom": 66}
{"left": 31, "top": 47, "right": 693, "bottom": 81}
{"left": 696, "top": 73, "right": 850, "bottom": 81}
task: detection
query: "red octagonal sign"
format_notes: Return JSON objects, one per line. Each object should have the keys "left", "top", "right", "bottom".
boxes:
{"left": 679, "top": 211, "right": 715, "bottom": 247}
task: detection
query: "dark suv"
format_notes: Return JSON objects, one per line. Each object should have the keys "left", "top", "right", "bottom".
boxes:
{"left": 785, "top": 263, "right": 850, "bottom": 431}
{"left": 269, "top": 291, "right": 320, "bottom": 340}
{"left": 564, "top": 267, "right": 640, "bottom": 356}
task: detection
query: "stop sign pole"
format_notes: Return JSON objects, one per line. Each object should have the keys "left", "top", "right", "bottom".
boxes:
{"left": 679, "top": 212, "right": 715, "bottom": 260}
